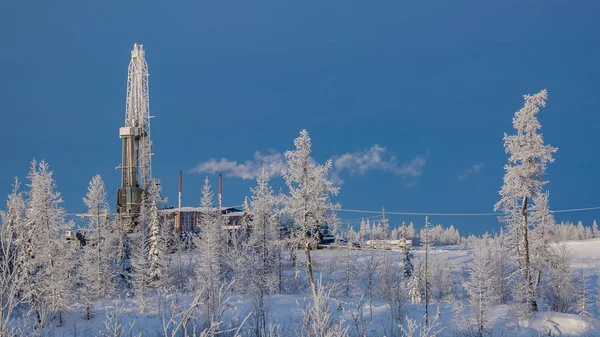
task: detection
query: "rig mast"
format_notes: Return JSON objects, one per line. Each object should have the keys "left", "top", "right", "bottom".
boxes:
{"left": 117, "top": 43, "right": 153, "bottom": 231}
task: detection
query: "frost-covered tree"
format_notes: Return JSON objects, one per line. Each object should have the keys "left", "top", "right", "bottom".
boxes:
{"left": 378, "top": 251, "right": 406, "bottom": 332}
{"left": 147, "top": 180, "right": 166, "bottom": 283}
{"left": 340, "top": 239, "right": 356, "bottom": 298}
{"left": 399, "top": 222, "right": 414, "bottom": 279}
{"left": 494, "top": 89, "right": 557, "bottom": 312}
{"left": 408, "top": 274, "right": 421, "bottom": 305}
{"left": 280, "top": 130, "right": 340, "bottom": 295}
{"left": 489, "top": 230, "right": 513, "bottom": 304}
{"left": 576, "top": 221, "right": 586, "bottom": 240}
{"left": 576, "top": 269, "right": 591, "bottom": 317}
{"left": 407, "top": 222, "right": 417, "bottom": 239}
{"left": 1, "top": 178, "right": 26, "bottom": 240}
{"left": 465, "top": 235, "right": 497, "bottom": 336}
{"left": 592, "top": 220, "right": 599, "bottom": 238}
{"left": 377, "top": 208, "right": 389, "bottom": 240}
{"left": 299, "top": 281, "right": 349, "bottom": 337}
{"left": 22, "top": 160, "right": 74, "bottom": 325}
{"left": 0, "top": 179, "right": 29, "bottom": 335}
{"left": 544, "top": 244, "right": 576, "bottom": 313}
{"left": 530, "top": 192, "right": 556, "bottom": 306}
{"left": 79, "top": 175, "right": 113, "bottom": 318}
{"left": 130, "top": 235, "right": 151, "bottom": 311}
{"left": 245, "top": 169, "right": 280, "bottom": 336}
{"left": 196, "top": 177, "right": 225, "bottom": 317}
{"left": 116, "top": 232, "right": 132, "bottom": 293}
{"left": 358, "top": 219, "right": 371, "bottom": 243}
{"left": 421, "top": 217, "right": 432, "bottom": 325}
{"left": 596, "top": 265, "right": 600, "bottom": 315}
{"left": 429, "top": 256, "right": 453, "bottom": 302}
{"left": 360, "top": 249, "right": 379, "bottom": 320}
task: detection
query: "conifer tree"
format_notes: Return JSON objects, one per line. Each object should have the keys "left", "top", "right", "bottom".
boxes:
{"left": 80, "top": 175, "right": 113, "bottom": 314}
{"left": 421, "top": 217, "right": 432, "bottom": 326}
{"left": 0, "top": 178, "right": 28, "bottom": 334}
{"left": 494, "top": 89, "right": 557, "bottom": 312}
{"left": 280, "top": 130, "right": 339, "bottom": 296}
{"left": 246, "top": 169, "right": 280, "bottom": 336}
{"left": 23, "top": 160, "right": 72, "bottom": 324}
{"left": 545, "top": 244, "right": 576, "bottom": 313}
{"left": 130, "top": 235, "right": 151, "bottom": 310}
{"left": 196, "top": 177, "right": 224, "bottom": 317}
{"left": 399, "top": 222, "right": 414, "bottom": 279}
{"left": 530, "top": 191, "right": 555, "bottom": 302}
{"left": 577, "top": 269, "right": 591, "bottom": 317}
{"left": 465, "top": 235, "right": 497, "bottom": 336}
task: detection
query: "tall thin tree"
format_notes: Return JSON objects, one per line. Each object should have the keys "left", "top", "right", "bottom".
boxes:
{"left": 281, "top": 130, "right": 340, "bottom": 296}
{"left": 494, "top": 89, "right": 557, "bottom": 312}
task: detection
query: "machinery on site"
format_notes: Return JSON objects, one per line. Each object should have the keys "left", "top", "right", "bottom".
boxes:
{"left": 116, "top": 43, "right": 153, "bottom": 231}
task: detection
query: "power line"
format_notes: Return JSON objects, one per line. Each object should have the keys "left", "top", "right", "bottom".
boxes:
{"left": 551, "top": 206, "right": 600, "bottom": 214}
{"left": 63, "top": 205, "right": 600, "bottom": 218}
{"left": 337, "top": 205, "right": 600, "bottom": 217}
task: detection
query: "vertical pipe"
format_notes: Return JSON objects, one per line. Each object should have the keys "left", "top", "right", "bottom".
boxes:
{"left": 178, "top": 171, "right": 182, "bottom": 212}
{"left": 177, "top": 171, "right": 182, "bottom": 232}
{"left": 218, "top": 174, "right": 223, "bottom": 211}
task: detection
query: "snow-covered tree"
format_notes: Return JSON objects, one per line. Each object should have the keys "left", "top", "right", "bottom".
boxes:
{"left": 408, "top": 274, "right": 421, "bottom": 305}
{"left": 196, "top": 177, "right": 224, "bottom": 317}
{"left": 530, "top": 191, "right": 556, "bottom": 301}
{"left": 407, "top": 222, "right": 417, "bottom": 239}
{"left": 23, "top": 160, "right": 73, "bottom": 325}
{"left": 360, "top": 249, "right": 379, "bottom": 320}
{"left": 245, "top": 169, "right": 281, "bottom": 336}
{"left": 378, "top": 251, "right": 406, "bottom": 332}
{"left": 494, "top": 89, "right": 558, "bottom": 313}
{"left": 79, "top": 175, "right": 113, "bottom": 318}
{"left": 597, "top": 265, "right": 600, "bottom": 315}
{"left": 544, "top": 244, "right": 576, "bottom": 313}
{"left": 117, "top": 232, "right": 132, "bottom": 289}
{"left": 299, "top": 281, "right": 349, "bottom": 337}
{"left": 0, "top": 179, "right": 29, "bottom": 335}
{"left": 592, "top": 220, "right": 599, "bottom": 238}
{"left": 280, "top": 129, "right": 340, "bottom": 296}
{"left": 377, "top": 208, "right": 389, "bottom": 240}
{"left": 399, "top": 222, "right": 414, "bottom": 279}
{"left": 464, "top": 235, "right": 497, "bottom": 336}
{"left": 1, "top": 178, "right": 26, "bottom": 238}
{"left": 421, "top": 217, "right": 432, "bottom": 325}
{"left": 340, "top": 239, "right": 356, "bottom": 298}
{"left": 147, "top": 180, "right": 166, "bottom": 283}
{"left": 147, "top": 198, "right": 165, "bottom": 283}
{"left": 429, "top": 256, "right": 453, "bottom": 302}
{"left": 576, "top": 221, "right": 585, "bottom": 240}
{"left": 130, "top": 235, "right": 151, "bottom": 311}
{"left": 576, "top": 269, "right": 591, "bottom": 317}
{"left": 489, "top": 230, "right": 513, "bottom": 304}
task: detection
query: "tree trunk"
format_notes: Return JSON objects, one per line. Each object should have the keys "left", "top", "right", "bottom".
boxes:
{"left": 304, "top": 242, "right": 316, "bottom": 296}
{"left": 521, "top": 197, "right": 537, "bottom": 312}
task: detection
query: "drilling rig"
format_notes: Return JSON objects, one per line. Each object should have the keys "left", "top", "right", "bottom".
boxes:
{"left": 116, "top": 43, "right": 153, "bottom": 231}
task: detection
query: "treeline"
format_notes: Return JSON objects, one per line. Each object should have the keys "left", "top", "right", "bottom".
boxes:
{"left": 463, "top": 220, "right": 600, "bottom": 247}
{"left": 345, "top": 218, "right": 462, "bottom": 246}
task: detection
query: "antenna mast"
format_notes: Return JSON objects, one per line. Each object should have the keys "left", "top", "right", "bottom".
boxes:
{"left": 117, "top": 43, "right": 153, "bottom": 231}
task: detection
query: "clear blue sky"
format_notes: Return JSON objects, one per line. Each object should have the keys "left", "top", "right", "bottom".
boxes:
{"left": 1, "top": 1, "right": 599, "bottom": 235}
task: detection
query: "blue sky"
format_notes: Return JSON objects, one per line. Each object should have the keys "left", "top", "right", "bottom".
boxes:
{"left": 1, "top": 1, "right": 599, "bottom": 234}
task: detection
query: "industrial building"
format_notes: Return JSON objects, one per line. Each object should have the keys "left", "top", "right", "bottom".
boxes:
{"left": 162, "top": 206, "right": 247, "bottom": 233}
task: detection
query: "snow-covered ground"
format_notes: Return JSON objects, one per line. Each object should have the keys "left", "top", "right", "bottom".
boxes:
{"left": 51, "top": 238, "right": 600, "bottom": 337}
